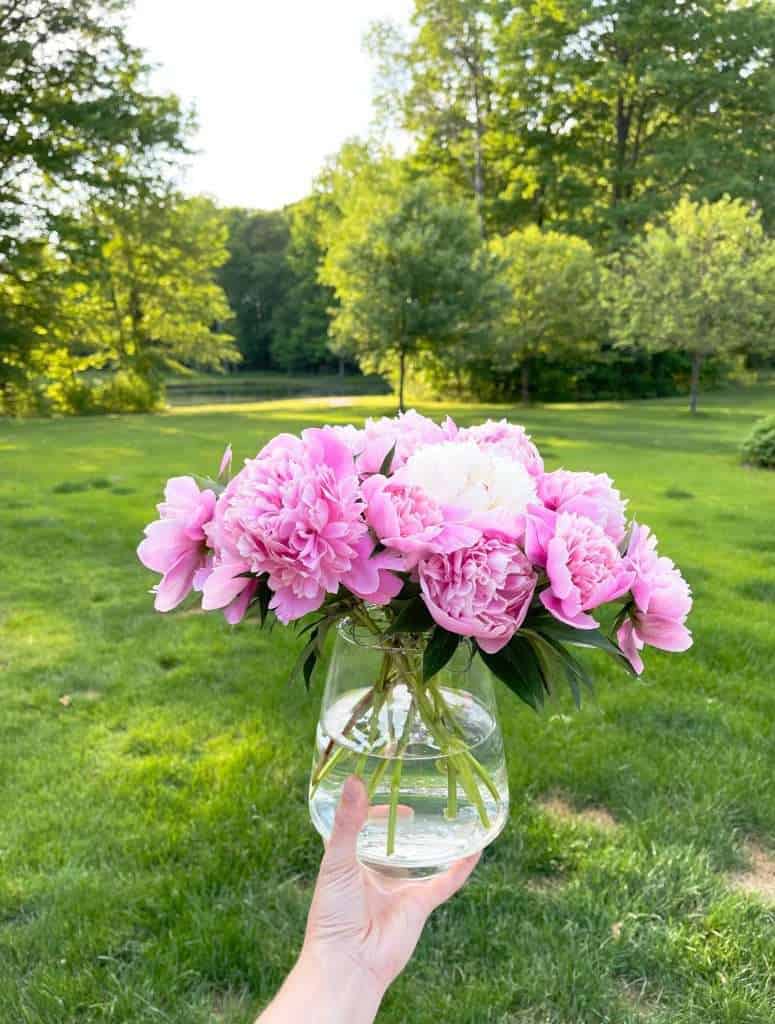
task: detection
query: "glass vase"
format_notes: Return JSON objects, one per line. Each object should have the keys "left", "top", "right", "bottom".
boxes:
{"left": 308, "top": 618, "right": 509, "bottom": 880}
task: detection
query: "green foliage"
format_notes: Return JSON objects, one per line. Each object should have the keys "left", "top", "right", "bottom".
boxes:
{"left": 368, "top": 0, "right": 496, "bottom": 226}
{"left": 608, "top": 196, "right": 775, "bottom": 412}
{"left": 217, "top": 208, "right": 292, "bottom": 369}
{"left": 63, "top": 195, "right": 237, "bottom": 377}
{"left": 490, "top": 227, "right": 602, "bottom": 401}
{"left": 1, "top": 195, "right": 237, "bottom": 415}
{"left": 0, "top": 0, "right": 191, "bottom": 259}
{"left": 741, "top": 415, "right": 775, "bottom": 469}
{"left": 371, "top": 0, "right": 775, "bottom": 240}
{"left": 322, "top": 174, "right": 505, "bottom": 408}
{"left": 61, "top": 371, "right": 164, "bottom": 416}
{"left": 269, "top": 199, "right": 338, "bottom": 374}
{"left": 422, "top": 627, "right": 460, "bottom": 682}
{"left": 491, "top": 0, "right": 775, "bottom": 241}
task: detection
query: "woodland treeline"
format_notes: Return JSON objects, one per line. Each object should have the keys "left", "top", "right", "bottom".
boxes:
{"left": 2, "top": 0, "right": 774, "bottom": 415}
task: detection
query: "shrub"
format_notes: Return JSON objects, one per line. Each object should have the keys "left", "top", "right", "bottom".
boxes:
{"left": 741, "top": 416, "right": 775, "bottom": 468}
{"left": 1, "top": 369, "right": 164, "bottom": 417}
{"left": 90, "top": 371, "right": 163, "bottom": 413}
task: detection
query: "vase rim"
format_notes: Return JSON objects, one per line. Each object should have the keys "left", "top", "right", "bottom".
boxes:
{"left": 336, "top": 616, "right": 435, "bottom": 653}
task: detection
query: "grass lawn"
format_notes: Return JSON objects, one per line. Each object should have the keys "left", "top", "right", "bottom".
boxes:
{"left": 2, "top": 387, "right": 774, "bottom": 1024}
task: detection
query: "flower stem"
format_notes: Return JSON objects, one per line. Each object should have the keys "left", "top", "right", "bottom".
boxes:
{"left": 387, "top": 697, "right": 416, "bottom": 856}
{"left": 310, "top": 687, "right": 374, "bottom": 791}
{"left": 311, "top": 742, "right": 349, "bottom": 792}
{"left": 367, "top": 756, "right": 390, "bottom": 800}
{"left": 462, "top": 748, "right": 500, "bottom": 802}
{"left": 445, "top": 759, "right": 458, "bottom": 820}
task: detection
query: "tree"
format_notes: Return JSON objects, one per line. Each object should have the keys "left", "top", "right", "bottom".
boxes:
{"left": 492, "top": 0, "right": 775, "bottom": 242}
{"left": 0, "top": 0, "right": 190, "bottom": 262}
{"left": 608, "top": 196, "right": 775, "bottom": 413}
{"left": 490, "top": 226, "right": 601, "bottom": 403}
{"left": 60, "top": 195, "right": 237, "bottom": 379}
{"left": 217, "top": 209, "right": 293, "bottom": 369}
{"left": 322, "top": 176, "right": 502, "bottom": 410}
{"left": 270, "top": 197, "right": 337, "bottom": 374}
{"left": 367, "top": 0, "right": 497, "bottom": 232}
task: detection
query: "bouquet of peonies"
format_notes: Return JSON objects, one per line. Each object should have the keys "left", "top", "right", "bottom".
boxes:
{"left": 138, "top": 411, "right": 692, "bottom": 863}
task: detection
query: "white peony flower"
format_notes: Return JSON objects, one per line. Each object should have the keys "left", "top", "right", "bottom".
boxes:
{"left": 401, "top": 440, "right": 537, "bottom": 516}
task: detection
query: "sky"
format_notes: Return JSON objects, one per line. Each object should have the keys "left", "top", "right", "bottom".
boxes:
{"left": 128, "top": 0, "right": 413, "bottom": 211}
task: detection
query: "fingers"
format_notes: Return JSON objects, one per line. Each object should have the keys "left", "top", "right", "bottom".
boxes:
{"left": 320, "top": 775, "right": 368, "bottom": 878}
{"left": 411, "top": 852, "right": 481, "bottom": 917}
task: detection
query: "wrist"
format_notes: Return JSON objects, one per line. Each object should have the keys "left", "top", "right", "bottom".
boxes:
{"left": 299, "top": 944, "right": 386, "bottom": 1023}
{"left": 259, "top": 945, "right": 385, "bottom": 1024}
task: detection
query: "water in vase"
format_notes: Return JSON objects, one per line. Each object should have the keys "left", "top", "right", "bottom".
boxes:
{"left": 309, "top": 684, "right": 509, "bottom": 879}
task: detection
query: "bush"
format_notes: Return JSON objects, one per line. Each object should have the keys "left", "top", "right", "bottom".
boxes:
{"left": 741, "top": 415, "right": 775, "bottom": 468}
{"left": 90, "top": 371, "right": 163, "bottom": 413}
{"left": 1, "top": 369, "right": 163, "bottom": 417}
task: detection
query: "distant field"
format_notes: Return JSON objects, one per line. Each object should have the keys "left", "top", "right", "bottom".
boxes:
{"left": 2, "top": 386, "right": 774, "bottom": 1023}
{"left": 164, "top": 370, "right": 390, "bottom": 405}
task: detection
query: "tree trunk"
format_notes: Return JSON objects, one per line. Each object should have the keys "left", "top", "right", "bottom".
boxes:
{"left": 613, "top": 90, "right": 631, "bottom": 207}
{"left": 689, "top": 351, "right": 703, "bottom": 414}
{"left": 398, "top": 349, "right": 406, "bottom": 413}
{"left": 520, "top": 362, "right": 530, "bottom": 405}
{"left": 338, "top": 356, "right": 345, "bottom": 379}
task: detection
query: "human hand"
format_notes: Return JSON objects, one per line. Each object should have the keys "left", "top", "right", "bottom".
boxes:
{"left": 258, "top": 775, "right": 479, "bottom": 1024}
{"left": 305, "top": 774, "right": 479, "bottom": 995}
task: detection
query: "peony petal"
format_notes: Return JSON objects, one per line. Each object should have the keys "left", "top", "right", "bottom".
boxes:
{"left": 540, "top": 590, "right": 598, "bottom": 629}
{"left": 223, "top": 579, "right": 258, "bottom": 625}
{"left": 269, "top": 586, "right": 324, "bottom": 624}
{"left": 617, "top": 620, "right": 644, "bottom": 675}
{"left": 636, "top": 615, "right": 693, "bottom": 652}
{"left": 154, "top": 549, "right": 202, "bottom": 612}
{"left": 201, "top": 562, "right": 252, "bottom": 611}
{"left": 546, "top": 537, "right": 573, "bottom": 599}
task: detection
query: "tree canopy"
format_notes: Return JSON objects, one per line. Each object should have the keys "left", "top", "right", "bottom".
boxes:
{"left": 490, "top": 227, "right": 601, "bottom": 402}
{"left": 608, "top": 196, "right": 775, "bottom": 412}
{"left": 0, "top": 0, "right": 190, "bottom": 262}
{"left": 322, "top": 174, "right": 503, "bottom": 409}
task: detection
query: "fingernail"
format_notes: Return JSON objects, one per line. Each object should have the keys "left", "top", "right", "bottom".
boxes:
{"left": 341, "top": 776, "right": 358, "bottom": 806}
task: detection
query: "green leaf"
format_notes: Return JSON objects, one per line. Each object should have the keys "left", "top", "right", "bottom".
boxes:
{"left": 290, "top": 616, "right": 335, "bottom": 690}
{"left": 525, "top": 630, "right": 592, "bottom": 709}
{"left": 526, "top": 611, "right": 637, "bottom": 677}
{"left": 394, "top": 579, "right": 422, "bottom": 603}
{"left": 255, "top": 575, "right": 271, "bottom": 626}
{"left": 386, "top": 596, "right": 435, "bottom": 634}
{"left": 193, "top": 474, "right": 226, "bottom": 496}
{"left": 302, "top": 647, "right": 318, "bottom": 690}
{"left": 478, "top": 635, "right": 546, "bottom": 711}
{"left": 422, "top": 627, "right": 460, "bottom": 682}
{"left": 378, "top": 442, "right": 397, "bottom": 477}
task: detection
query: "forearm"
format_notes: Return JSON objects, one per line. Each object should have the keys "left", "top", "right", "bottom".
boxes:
{"left": 257, "top": 948, "right": 385, "bottom": 1024}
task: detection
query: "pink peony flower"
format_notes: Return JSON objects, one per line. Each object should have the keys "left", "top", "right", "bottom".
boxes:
{"left": 198, "top": 476, "right": 258, "bottom": 624}
{"left": 525, "top": 507, "right": 634, "bottom": 629}
{"left": 137, "top": 476, "right": 216, "bottom": 612}
{"left": 201, "top": 428, "right": 402, "bottom": 624}
{"left": 537, "top": 469, "right": 627, "bottom": 543}
{"left": 356, "top": 409, "right": 454, "bottom": 475}
{"left": 457, "top": 419, "right": 543, "bottom": 477}
{"left": 362, "top": 473, "right": 481, "bottom": 569}
{"left": 616, "top": 523, "right": 692, "bottom": 674}
{"left": 418, "top": 532, "right": 537, "bottom": 653}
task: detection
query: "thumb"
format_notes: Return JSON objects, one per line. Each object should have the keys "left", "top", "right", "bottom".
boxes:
{"left": 320, "top": 775, "right": 368, "bottom": 877}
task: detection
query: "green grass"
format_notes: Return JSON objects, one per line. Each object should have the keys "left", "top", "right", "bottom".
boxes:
{"left": 2, "top": 386, "right": 775, "bottom": 1023}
